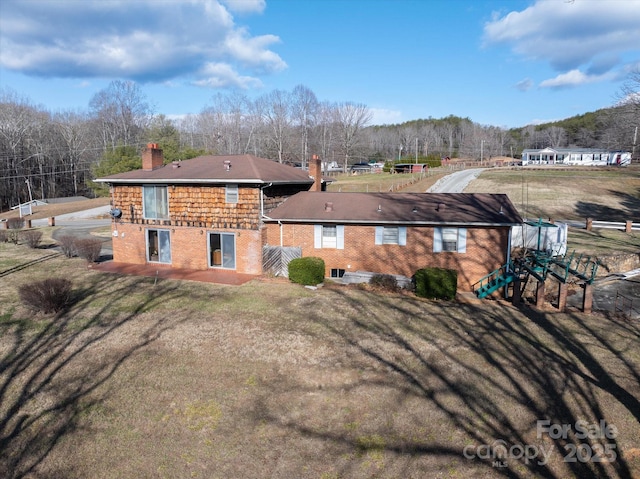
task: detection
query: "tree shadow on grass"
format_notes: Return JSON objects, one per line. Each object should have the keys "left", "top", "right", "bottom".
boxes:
{"left": 575, "top": 189, "right": 640, "bottom": 222}
{"left": 253, "top": 288, "right": 640, "bottom": 478}
{"left": 0, "top": 273, "right": 185, "bottom": 479}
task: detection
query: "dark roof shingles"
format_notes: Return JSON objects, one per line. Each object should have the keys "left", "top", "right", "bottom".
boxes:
{"left": 97, "top": 154, "right": 313, "bottom": 184}
{"left": 266, "top": 191, "right": 522, "bottom": 225}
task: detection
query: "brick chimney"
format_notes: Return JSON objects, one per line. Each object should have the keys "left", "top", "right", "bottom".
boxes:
{"left": 142, "top": 143, "right": 164, "bottom": 171}
{"left": 310, "top": 154, "right": 323, "bottom": 192}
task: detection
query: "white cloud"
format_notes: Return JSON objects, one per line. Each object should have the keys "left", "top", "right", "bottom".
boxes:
{"left": 220, "top": 0, "right": 266, "bottom": 14}
{"left": 484, "top": 0, "right": 640, "bottom": 82}
{"left": 193, "top": 62, "right": 263, "bottom": 89}
{"left": 369, "top": 108, "right": 403, "bottom": 126}
{"left": 539, "top": 69, "right": 612, "bottom": 89}
{"left": 515, "top": 78, "right": 533, "bottom": 92}
{"left": 0, "top": 0, "right": 285, "bottom": 89}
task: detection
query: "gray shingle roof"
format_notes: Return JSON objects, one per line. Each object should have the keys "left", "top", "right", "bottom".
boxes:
{"left": 265, "top": 192, "right": 522, "bottom": 226}
{"left": 95, "top": 154, "right": 314, "bottom": 185}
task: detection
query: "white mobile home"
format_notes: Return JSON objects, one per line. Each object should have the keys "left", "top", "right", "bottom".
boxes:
{"left": 521, "top": 148, "right": 631, "bottom": 166}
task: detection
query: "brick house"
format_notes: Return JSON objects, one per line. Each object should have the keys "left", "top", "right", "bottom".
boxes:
{"left": 263, "top": 191, "right": 522, "bottom": 291}
{"left": 95, "top": 144, "right": 323, "bottom": 275}
{"left": 97, "top": 146, "right": 522, "bottom": 291}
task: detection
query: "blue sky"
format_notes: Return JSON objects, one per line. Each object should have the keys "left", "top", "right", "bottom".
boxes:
{"left": 1, "top": 0, "right": 639, "bottom": 128}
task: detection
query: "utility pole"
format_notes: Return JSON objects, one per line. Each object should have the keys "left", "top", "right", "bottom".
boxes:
{"left": 633, "top": 126, "right": 638, "bottom": 160}
{"left": 481, "top": 140, "right": 484, "bottom": 165}
{"left": 415, "top": 138, "right": 418, "bottom": 163}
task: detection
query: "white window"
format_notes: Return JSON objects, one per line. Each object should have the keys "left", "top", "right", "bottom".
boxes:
{"left": 143, "top": 186, "right": 168, "bottom": 219}
{"left": 314, "top": 224, "right": 344, "bottom": 249}
{"left": 433, "top": 227, "right": 466, "bottom": 253}
{"left": 375, "top": 226, "right": 407, "bottom": 245}
{"left": 226, "top": 184, "right": 238, "bottom": 204}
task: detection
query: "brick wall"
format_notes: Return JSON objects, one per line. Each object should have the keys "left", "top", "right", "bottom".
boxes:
{"left": 108, "top": 183, "right": 308, "bottom": 275}
{"left": 111, "top": 222, "right": 263, "bottom": 274}
{"left": 263, "top": 223, "right": 510, "bottom": 291}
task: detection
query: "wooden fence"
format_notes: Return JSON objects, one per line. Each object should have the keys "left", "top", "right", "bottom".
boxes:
{"left": 262, "top": 246, "right": 301, "bottom": 278}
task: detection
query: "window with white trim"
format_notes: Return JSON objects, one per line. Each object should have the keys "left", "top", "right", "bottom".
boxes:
{"left": 226, "top": 184, "right": 238, "bottom": 204}
{"left": 375, "top": 226, "right": 407, "bottom": 245}
{"left": 143, "top": 185, "right": 168, "bottom": 219}
{"left": 433, "top": 227, "right": 466, "bottom": 253}
{"left": 147, "top": 229, "right": 171, "bottom": 263}
{"left": 314, "top": 224, "right": 344, "bottom": 249}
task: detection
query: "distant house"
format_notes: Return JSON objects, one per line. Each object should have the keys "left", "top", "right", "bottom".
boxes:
{"left": 96, "top": 146, "right": 522, "bottom": 291}
{"left": 521, "top": 148, "right": 631, "bottom": 166}
{"left": 263, "top": 191, "right": 522, "bottom": 291}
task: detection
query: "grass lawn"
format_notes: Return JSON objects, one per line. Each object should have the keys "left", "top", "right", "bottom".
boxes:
{"left": 464, "top": 166, "right": 640, "bottom": 222}
{"left": 1, "top": 243, "right": 639, "bottom": 478}
{"left": 326, "top": 168, "right": 450, "bottom": 193}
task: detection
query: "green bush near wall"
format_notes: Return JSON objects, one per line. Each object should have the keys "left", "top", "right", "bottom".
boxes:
{"left": 288, "top": 257, "right": 325, "bottom": 286}
{"left": 413, "top": 267, "right": 457, "bottom": 300}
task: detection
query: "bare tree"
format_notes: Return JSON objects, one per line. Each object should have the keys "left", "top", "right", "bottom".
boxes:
{"left": 258, "top": 89, "right": 293, "bottom": 163}
{"left": 89, "top": 80, "right": 152, "bottom": 149}
{"left": 333, "top": 102, "right": 372, "bottom": 171}
{"left": 291, "top": 85, "right": 318, "bottom": 168}
{"left": 53, "top": 110, "right": 94, "bottom": 196}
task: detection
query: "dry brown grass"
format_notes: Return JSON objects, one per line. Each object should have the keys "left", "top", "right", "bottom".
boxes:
{"left": 1, "top": 243, "right": 639, "bottom": 478}
{"left": 464, "top": 166, "right": 640, "bottom": 222}
{"left": 0, "top": 197, "right": 110, "bottom": 221}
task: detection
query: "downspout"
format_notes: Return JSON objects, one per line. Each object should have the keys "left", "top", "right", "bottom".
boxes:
{"left": 279, "top": 221, "right": 283, "bottom": 247}
{"left": 260, "top": 182, "right": 273, "bottom": 220}
{"left": 505, "top": 226, "right": 513, "bottom": 299}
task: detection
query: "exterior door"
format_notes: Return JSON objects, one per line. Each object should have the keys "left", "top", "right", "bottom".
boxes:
{"left": 209, "top": 232, "right": 236, "bottom": 269}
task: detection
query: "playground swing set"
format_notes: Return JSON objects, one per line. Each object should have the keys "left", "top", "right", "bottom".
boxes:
{"left": 473, "top": 218, "right": 599, "bottom": 313}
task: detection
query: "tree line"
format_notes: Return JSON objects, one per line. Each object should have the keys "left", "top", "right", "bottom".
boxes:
{"left": 1, "top": 72, "right": 638, "bottom": 211}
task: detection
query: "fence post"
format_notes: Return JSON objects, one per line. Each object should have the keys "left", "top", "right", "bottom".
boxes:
{"left": 26, "top": 219, "right": 32, "bottom": 229}
{"left": 48, "top": 217, "right": 55, "bottom": 227}
{"left": 586, "top": 218, "right": 592, "bottom": 231}
{"left": 625, "top": 220, "right": 632, "bottom": 233}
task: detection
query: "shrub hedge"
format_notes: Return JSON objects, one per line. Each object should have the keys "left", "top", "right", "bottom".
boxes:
{"left": 413, "top": 267, "right": 457, "bottom": 300}
{"left": 75, "top": 238, "right": 103, "bottom": 263}
{"left": 288, "top": 257, "right": 325, "bottom": 286}
{"left": 19, "top": 278, "right": 73, "bottom": 313}
{"left": 369, "top": 273, "right": 399, "bottom": 292}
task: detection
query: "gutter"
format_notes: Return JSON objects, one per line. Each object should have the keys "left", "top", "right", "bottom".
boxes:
{"left": 262, "top": 218, "right": 521, "bottom": 227}
{"left": 94, "top": 178, "right": 314, "bottom": 185}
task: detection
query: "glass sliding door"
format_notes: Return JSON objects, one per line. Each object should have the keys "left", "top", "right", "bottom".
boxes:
{"left": 209, "top": 232, "right": 236, "bottom": 269}
{"left": 147, "top": 229, "right": 171, "bottom": 263}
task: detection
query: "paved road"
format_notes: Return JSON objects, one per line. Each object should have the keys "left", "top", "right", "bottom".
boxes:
{"left": 427, "top": 168, "right": 485, "bottom": 193}
{"left": 31, "top": 205, "right": 114, "bottom": 260}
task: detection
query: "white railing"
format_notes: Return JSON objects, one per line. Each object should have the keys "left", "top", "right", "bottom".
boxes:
{"left": 587, "top": 220, "right": 640, "bottom": 232}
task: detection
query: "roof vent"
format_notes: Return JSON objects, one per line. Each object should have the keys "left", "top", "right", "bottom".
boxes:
{"left": 499, "top": 205, "right": 504, "bottom": 214}
{"left": 172, "top": 160, "right": 181, "bottom": 169}
{"left": 436, "top": 202, "right": 446, "bottom": 211}
{"left": 412, "top": 206, "right": 418, "bottom": 213}
{"left": 324, "top": 202, "right": 334, "bottom": 212}
{"left": 224, "top": 160, "right": 232, "bottom": 171}
{"left": 377, "top": 204, "right": 382, "bottom": 213}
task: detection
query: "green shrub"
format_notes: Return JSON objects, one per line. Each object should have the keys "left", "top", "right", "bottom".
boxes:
{"left": 19, "top": 278, "right": 73, "bottom": 313}
{"left": 74, "top": 238, "right": 103, "bottom": 263}
{"left": 369, "top": 273, "right": 399, "bottom": 292}
{"left": 23, "top": 230, "right": 43, "bottom": 248}
{"left": 413, "top": 267, "right": 457, "bottom": 300}
{"left": 288, "top": 257, "right": 325, "bottom": 285}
